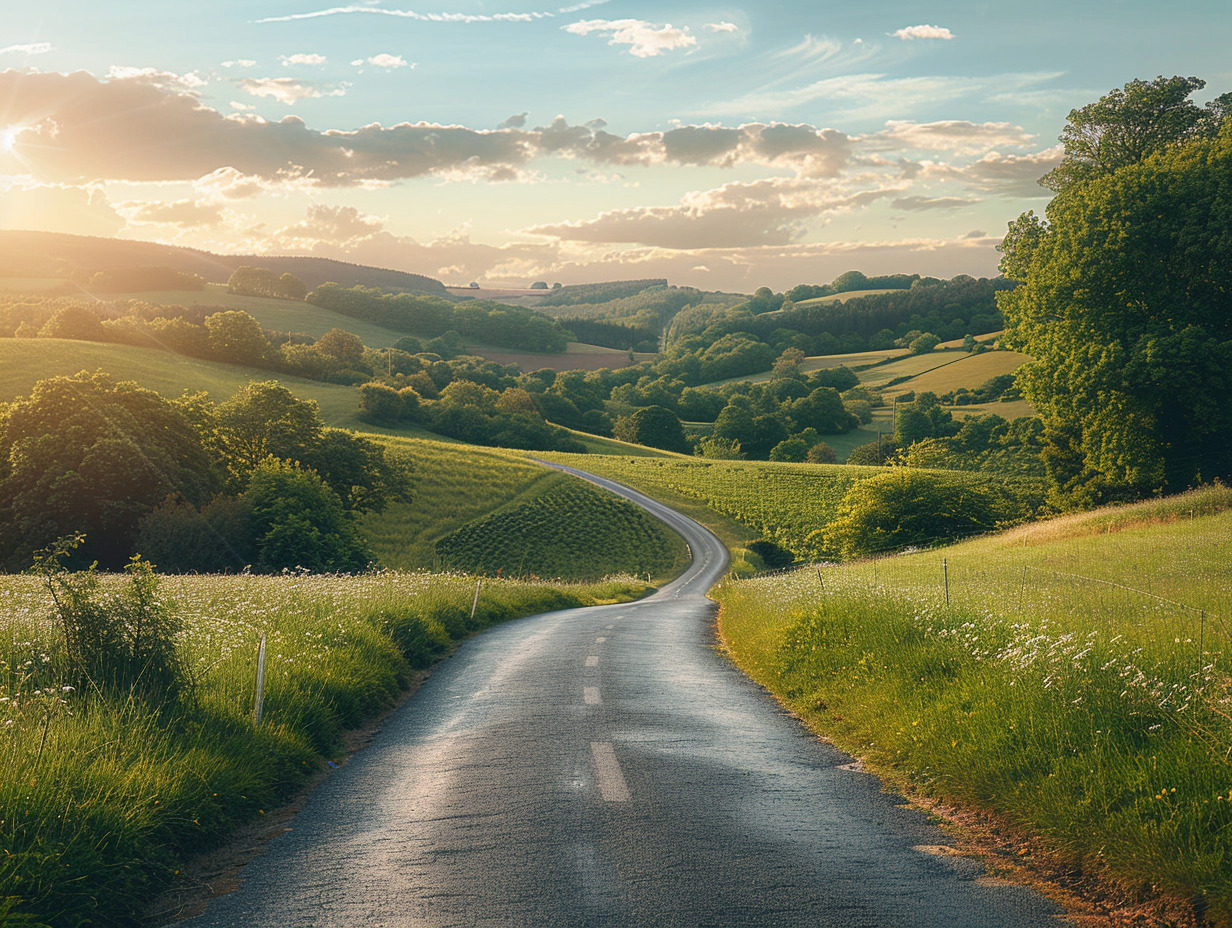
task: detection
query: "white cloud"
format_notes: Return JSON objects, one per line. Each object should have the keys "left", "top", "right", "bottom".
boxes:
{"left": 107, "top": 66, "right": 208, "bottom": 91}
{"left": 363, "top": 54, "right": 413, "bottom": 69}
{"left": 564, "top": 19, "right": 697, "bottom": 58}
{"left": 891, "top": 24, "right": 955, "bottom": 41}
{"left": 864, "top": 120, "right": 1035, "bottom": 155}
{"left": 891, "top": 195, "right": 978, "bottom": 211}
{"left": 281, "top": 53, "right": 327, "bottom": 66}
{"left": 117, "top": 197, "right": 224, "bottom": 228}
{"left": 255, "top": 6, "right": 552, "bottom": 24}
{"left": 0, "top": 42, "right": 52, "bottom": 56}
{"left": 774, "top": 34, "right": 843, "bottom": 62}
{"left": 237, "top": 76, "right": 345, "bottom": 104}
{"left": 221, "top": 59, "right": 257, "bottom": 68}
{"left": 705, "top": 22, "right": 740, "bottom": 33}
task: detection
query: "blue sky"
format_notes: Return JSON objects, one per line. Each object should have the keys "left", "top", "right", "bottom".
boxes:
{"left": 1, "top": 1, "right": 1229, "bottom": 290}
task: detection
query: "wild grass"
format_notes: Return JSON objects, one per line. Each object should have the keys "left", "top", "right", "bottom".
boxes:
{"left": 716, "top": 485, "right": 1232, "bottom": 923}
{"left": 0, "top": 570, "right": 650, "bottom": 927}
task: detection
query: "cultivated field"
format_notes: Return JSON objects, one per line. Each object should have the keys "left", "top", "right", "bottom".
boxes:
{"left": 881, "top": 350, "right": 1030, "bottom": 399}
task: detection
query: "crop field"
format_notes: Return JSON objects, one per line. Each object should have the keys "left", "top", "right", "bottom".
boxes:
{"left": 881, "top": 350, "right": 1030, "bottom": 399}
{"left": 702, "top": 348, "right": 904, "bottom": 388}
{"left": 464, "top": 340, "right": 652, "bottom": 372}
{"left": 0, "top": 569, "right": 650, "bottom": 926}
{"left": 362, "top": 439, "right": 573, "bottom": 569}
{"left": 434, "top": 478, "right": 689, "bottom": 580}
{"left": 856, "top": 349, "right": 965, "bottom": 387}
{"left": 535, "top": 454, "right": 884, "bottom": 562}
{"left": 0, "top": 338, "right": 371, "bottom": 428}
{"left": 717, "top": 486, "right": 1232, "bottom": 922}
{"left": 793, "top": 288, "right": 901, "bottom": 307}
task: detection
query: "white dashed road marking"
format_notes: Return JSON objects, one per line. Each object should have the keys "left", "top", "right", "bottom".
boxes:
{"left": 584, "top": 686, "right": 601, "bottom": 705}
{"left": 590, "top": 741, "right": 631, "bottom": 802}
{"left": 585, "top": 656, "right": 599, "bottom": 667}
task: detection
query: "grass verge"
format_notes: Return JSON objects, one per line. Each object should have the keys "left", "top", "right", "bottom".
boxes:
{"left": 0, "top": 570, "right": 651, "bottom": 927}
{"left": 715, "top": 486, "right": 1232, "bottom": 925}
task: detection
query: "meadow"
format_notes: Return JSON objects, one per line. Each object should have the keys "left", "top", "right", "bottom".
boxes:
{"left": 0, "top": 569, "right": 651, "bottom": 927}
{"left": 716, "top": 486, "right": 1232, "bottom": 924}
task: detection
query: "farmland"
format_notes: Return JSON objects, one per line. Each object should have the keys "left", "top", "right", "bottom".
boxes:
{"left": 535, "top": 454, "right": 884, "bottom": 563}
{"left": 880, "top": 350, "right": 1031, "bottom": 400}
{"left": 0, "top": 569, "right": 651, "bottom": 927}
{"left": 434, "top": 478, "right": 689, "bottom": 580}
{"left": 717, "top": 486, "right": 1232, "bottom": 923}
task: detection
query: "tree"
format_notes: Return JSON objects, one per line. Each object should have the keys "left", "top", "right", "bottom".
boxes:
{"left": 315, "top": 328, "right": 366, "bottom": 368}
{"left": 1040, "top": 76, "right": 1230, "bottom": 194}
{"left": 205, "top": 310, "right": 270, "bottom": 365}
{"left": 998, "top": 98, "right": 1232, "bottom": 504}
{"left": 613, "top": 405, "right": 690, "bottom": 453}
{"left": 243, "top": 459, "right": 370, "bottom": 573}
{"left": 215, "top": 381, "right": 323, "bottom": 476}
{"left": 824, "top": 470, "right": 1019, "bottom": 559}
{"left": 908, "top": 332, "right": 940, "bottom": 355}
{"left": 0, "top": 372, "right": 219, "bottom": 568}
{"left": 227, "top": 266, "right": 307, "bottom": 300}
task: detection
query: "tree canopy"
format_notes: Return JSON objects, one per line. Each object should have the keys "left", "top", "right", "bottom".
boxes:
{"left": 999, "top": 76, "right": 1232, "bottom": 506}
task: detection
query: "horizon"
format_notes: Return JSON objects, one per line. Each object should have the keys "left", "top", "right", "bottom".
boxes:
{"left": 1, "top": 1, "right": 1229, "bottom": 291}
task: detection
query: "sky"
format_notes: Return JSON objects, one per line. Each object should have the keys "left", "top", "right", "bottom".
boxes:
{"left": 1, "top": 1, "right": 1229, "bottom": 292}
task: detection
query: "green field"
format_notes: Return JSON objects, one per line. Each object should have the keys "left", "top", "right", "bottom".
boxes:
{"left": 881, "top": 350, "right": 1030, "bottom": 399}
{"left": 702, "top": 348, "right": 904, "bottom": 388}
{"left": 434, "top": 478, "right": 689, "bottom": 580}
{"left": 793, "top": 288, "right": 902, "bottom": 307}
{"left": 856, "top": 349, "right": 966, "bottom": 387}
{"left": 717, "top": 486, "right": 1232, "bottom": 923}
{"left": 534, "top": 454, "right": 884, "bottom": 563}
{"left": 0, "top": 338, "right": 373, "bottom": 427}
{"left": 0, "top": 570, "right": 650, "bottom": 927}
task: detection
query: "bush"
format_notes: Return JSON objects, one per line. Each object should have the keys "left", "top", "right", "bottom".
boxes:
{"left": 824, "top": 470, "right": 1019, "bottom": 558}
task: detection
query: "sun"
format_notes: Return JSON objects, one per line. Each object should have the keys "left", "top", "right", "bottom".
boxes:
{"left": 1, "top": 126, "right": 18, "bottom": 152}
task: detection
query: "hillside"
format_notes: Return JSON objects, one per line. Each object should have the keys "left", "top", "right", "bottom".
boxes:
{"left": 0, "top": 229, "right": 448, "bottom": 294}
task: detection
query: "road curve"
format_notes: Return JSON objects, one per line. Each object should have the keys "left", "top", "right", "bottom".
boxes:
{"left": 184, "top": 465, "right": 1066, "bottom": 928}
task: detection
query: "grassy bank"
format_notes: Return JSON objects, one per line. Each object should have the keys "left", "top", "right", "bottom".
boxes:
{"left": 0, "top": 570, "right": 650, "bottom": 927}
{"left": 716, "top": 486, "right": 1232, "bottom": 923}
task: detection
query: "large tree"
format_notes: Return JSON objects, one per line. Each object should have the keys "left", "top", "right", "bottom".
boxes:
{"left": 999, "top": 78, "right": 1232, "bottom": 506}
{"left": 0, "top": 372, "right": 219, "bottom": 568}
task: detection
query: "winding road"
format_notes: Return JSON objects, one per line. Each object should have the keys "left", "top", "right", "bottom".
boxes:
{"left": 185, "top": 465, "right": 1066, "bottom": 927}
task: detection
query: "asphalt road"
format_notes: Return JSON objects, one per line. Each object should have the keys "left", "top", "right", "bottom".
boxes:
{"left": 185, "top": 465, "right": 1066, "bottom": 928}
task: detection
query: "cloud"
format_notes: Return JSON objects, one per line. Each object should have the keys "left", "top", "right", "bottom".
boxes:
{"left": 107, "top": 66, "right": 208, "bottom": 91}
{"left": 255, "top": 6, "right": 552, "bottom": 24}
{"left": 0, "top": 43, "right": 52, "bottom": 56}
{"left": 864, "top": 120, "right": 1035, "bottom": 155}
{"left": 237, "top": 76, "right": 346, "bottom": 104}
{"left": 0, "top": 180, "right": 124, "bottom": 236}
{"left": 362, "top": 54, "right": 412, "bottom": 69}
{"left": 119, "top": 198, "right": 224, "bottom": 228}
{"left": 281, "top": 53, "right": 327, "bottom": 66}
{"left": 891, "top": 24, "right": 955, "bottom": 40}
{"left": 706, "top": 22, "right": 740, "bottom": 33}
{"left": 500, "top": 112, "right": 529, "bottom": 129}
{"left": 564, "top": 19, "right": 697, "bottom": 58}
{"left": 774, "top": 34, "right": 843, "bottom": 62}
{"left": 193, "top": 167, "right": 266, "bottom": 200}
{"left": 526, "top": 175, "right": 902, "bottom": 249}
{"left": 959, "top": 146, "right": 1062, "bottom": 195}
{"left": 221, "top": 59, "right": 257, "bottom": 68}
{"left": 891, "top": 195, "right": 978, "bottom": 211}
{"left": 661, "top": 125, "right": 742, "bottom": 165}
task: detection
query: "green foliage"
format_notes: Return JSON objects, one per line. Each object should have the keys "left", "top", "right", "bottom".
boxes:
{"left": 227, "top": 266, "right": 308, "bottom": 301}
{"left": 308, "top": 282, "right": 570, "bottom": 353}
{"left": 205, "top": 310, "right": 270, "bottom": 366}
{"left": 999, "top": 88, "right": 1232, "bottom": 504}
{"left": 32, "top": 536, "right": 184, "bottom": 700}
{"left": 612, "top": 404, "right": 690, "bottom": 454}
{"left": 216, "top": 380, "right": 323, "bottom": 476}
{"left": 907, "top": 332, "right": 940, "bottom": 355}
{"left": 244, "top": 459, "right": 371, "bottom": 573}
{"left": 0, "top": 371, "right": 220, "bottom": 569}
{"left": 88, "top": 267, "right": 206, "bottom": 293}
{"left": 434, "top": 479, "right": 683, "bottom": 580}
{"left": 534, "top": 278, "right": 669, "bottom": 306}
{"left": 824, "top": 469, "right": 1022, "bottom": 558}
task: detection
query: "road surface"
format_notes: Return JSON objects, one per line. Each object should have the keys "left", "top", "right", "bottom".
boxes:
{"left": 185, "top": 464, "right": 1065, "bottom": 927}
